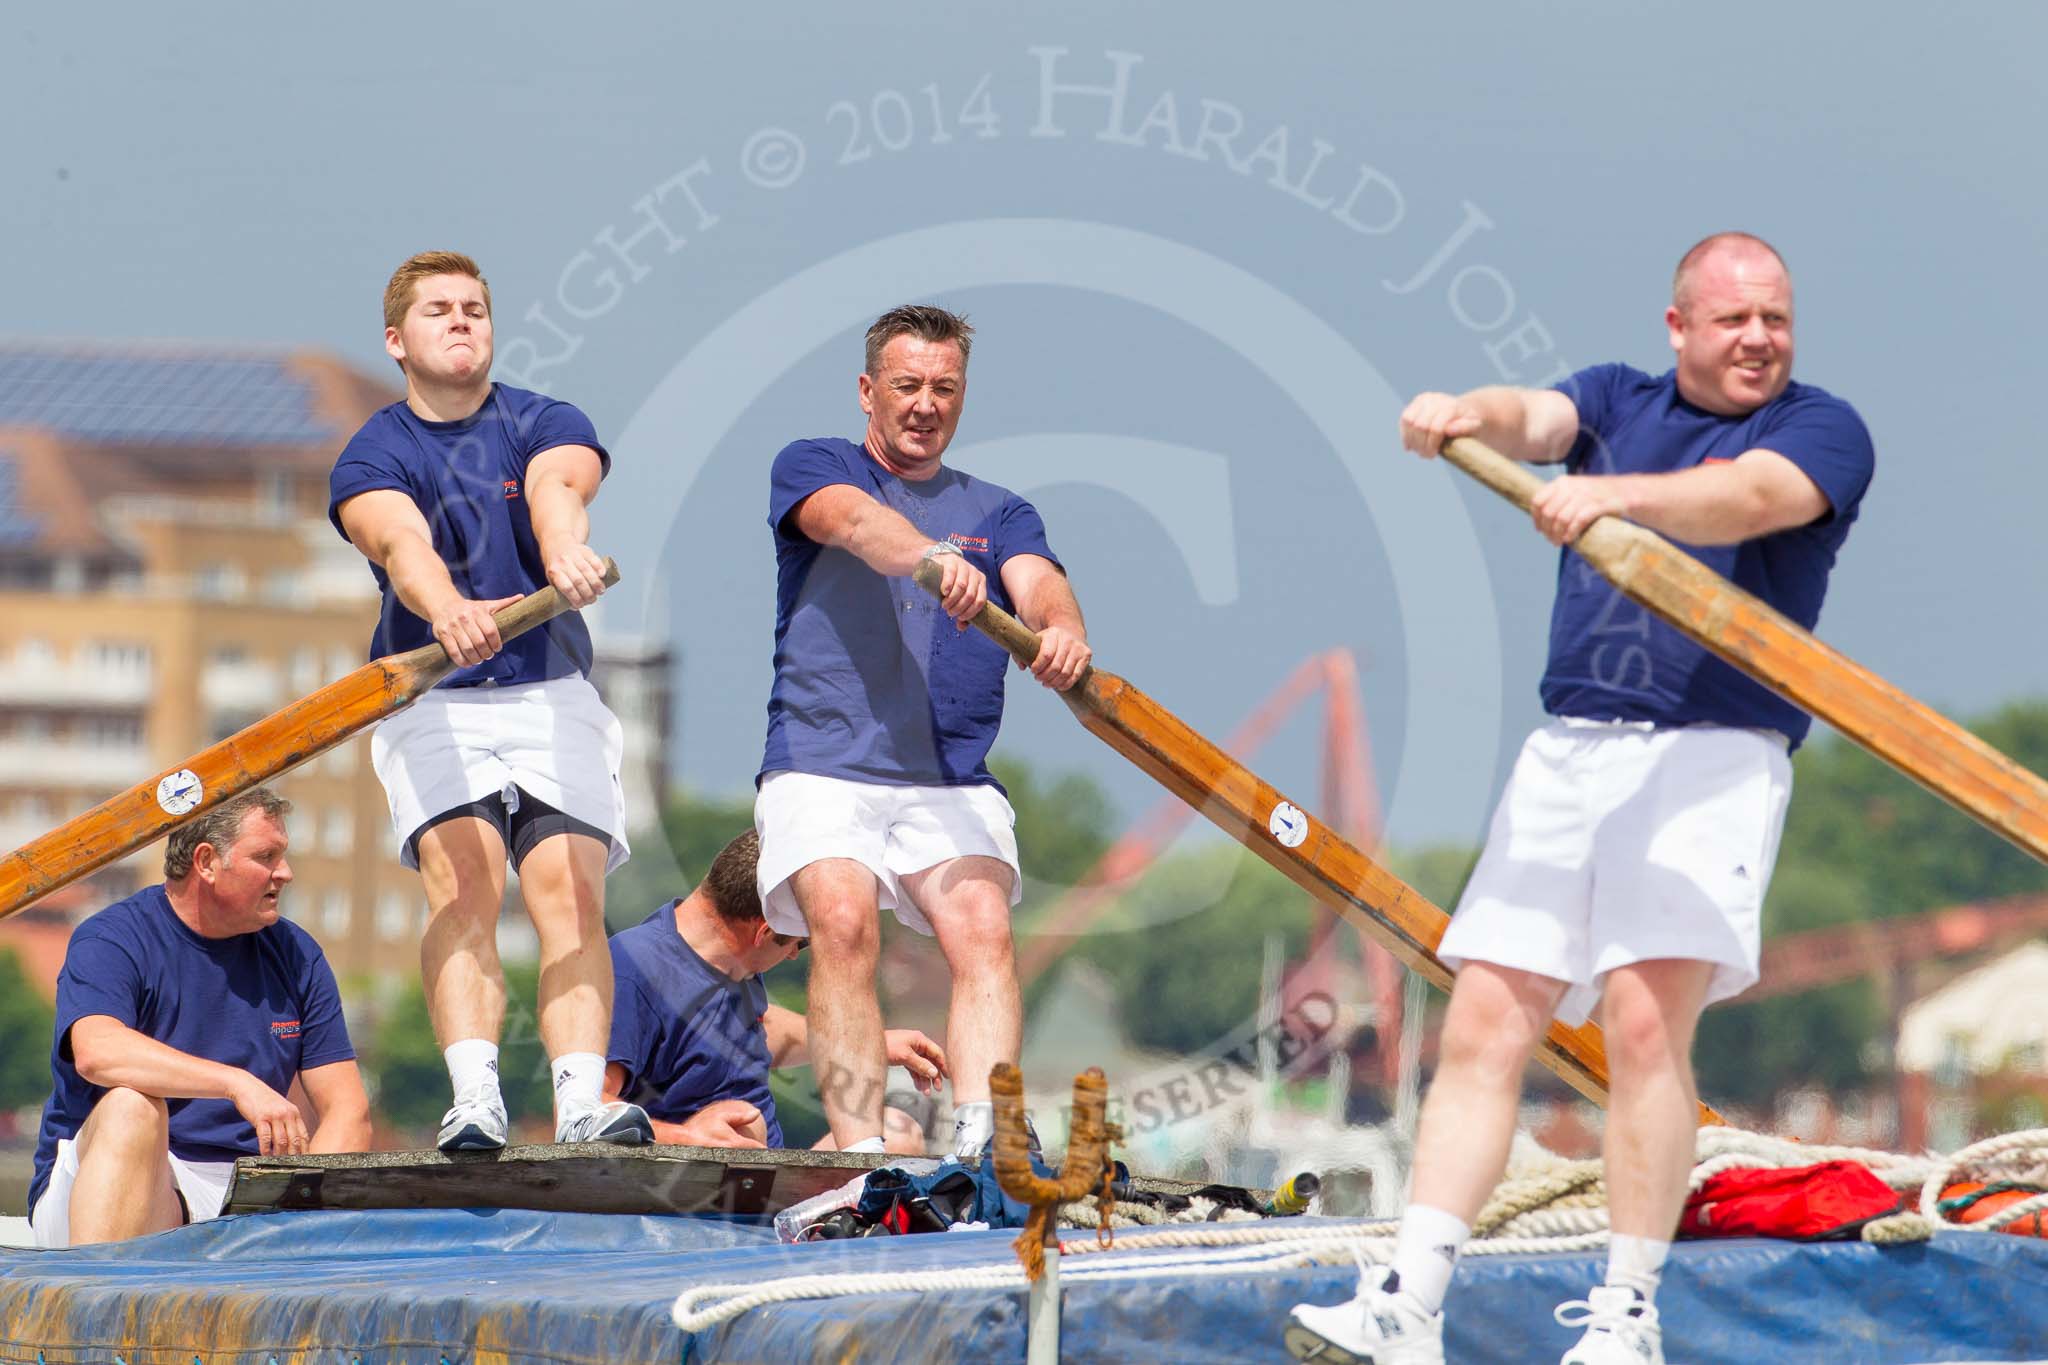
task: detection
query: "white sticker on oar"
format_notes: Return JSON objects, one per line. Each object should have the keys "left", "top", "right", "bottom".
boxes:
{"left": 1268, "top": 800, "right": 1308, "bottom": 848}
{"left": 156, "top": 769, "right": 203, "bottom": 817}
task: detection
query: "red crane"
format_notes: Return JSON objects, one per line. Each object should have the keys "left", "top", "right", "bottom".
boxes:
{"left": 1017, "top": 648, "right": 1407, "bottom": 1088}
{"left": 1742, "top": 893, "right": 2048, "bottom": 1003}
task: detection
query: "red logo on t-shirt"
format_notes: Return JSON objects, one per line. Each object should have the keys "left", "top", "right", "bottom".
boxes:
{"left": 503, "top": 480, "right": 522, "bottom": 499}
{"left": 270, "top": 1019, "right": 301, "bottom": 1040}
{"left": 947, "top": 534, "right": 989, "bottom": 553}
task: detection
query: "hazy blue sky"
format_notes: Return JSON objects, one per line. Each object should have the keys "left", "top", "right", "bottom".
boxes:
{"left": 8, "top": 3, "right": 2045, "bottom": 865}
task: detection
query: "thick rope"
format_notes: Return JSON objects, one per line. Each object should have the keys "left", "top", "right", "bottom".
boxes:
{"left": 990, "top": 1064, "right": 1118, "bottom": 1279}
{"left": 672, "top": 1224, "right": 1611, "bottom": 1334}
{"left": 675, "top": 1124, "right": 2048, "bottom": 1335}
{"left": 1694, "top": 1125, "right": 1936, "bottom": 1192}
{"left": 1917, "top": 1128, "right": 2048, "bottom": 1231}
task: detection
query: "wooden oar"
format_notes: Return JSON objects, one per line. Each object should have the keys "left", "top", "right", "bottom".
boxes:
{"left": 913, "top": 562, "right": 1720, "bottom": 1122}
{"left": 0, "top": 562, "right": 618, "bottom": 921}
{"left": 1439, "top": 435, "right": 2048, "bottom": 866}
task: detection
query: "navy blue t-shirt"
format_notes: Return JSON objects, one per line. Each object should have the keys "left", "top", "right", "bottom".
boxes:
{"left": 29, "top": 886, "right": 355, "bottom": 1216}
{"left": 607, "top": 905, "right": 783, "bottom": 1146}
{"left": 327, "top": 383, "right": 611, "bottom": 688}
{"left": 1541, "top": 364, "right": 1875, "bottom": 747}
{"left": 761, "top": 437, "right": 1059, "bottom": 789}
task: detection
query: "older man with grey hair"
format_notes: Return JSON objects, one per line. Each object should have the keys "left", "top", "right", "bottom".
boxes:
{"left": 756, "top": 304, "right": 1092, "bottom": 1157}
{"left": 26, "top": 788, "right": 370, "bottom": 1247}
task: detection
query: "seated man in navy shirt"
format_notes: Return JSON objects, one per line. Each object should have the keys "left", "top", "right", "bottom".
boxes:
{"left": 27, "top": 789, "right": 370, "bottom": 1248}
{"left": 604, "top": 831, "right": 943, "bottom": 1153}
{"left": 758, "top": 305, "right": 1092, "bottom": 1157}
{"left": 1288, "top": 233, "right": 1875, "bottom": 1365}
{"left": 329, "top": 251, "right": 649, "bottom": 1152}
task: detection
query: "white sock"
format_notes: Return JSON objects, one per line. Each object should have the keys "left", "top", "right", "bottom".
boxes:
{"left": 1388, "top": 1203, "right": 1469, "bottom": 1314}
{"left": 444, "top": 1039, "right": 501, "bottom": 1102}
{"left": 950, "top": 1101, "right": 994, "bottom": 1156}
{"left": 1604, "top": 1233, "right": 1669, "bottom": 1301}
{"left": 843, "top": 1136, "right": 887, "bottom": 1154}
{"left": 550, "top": 1051, "right": 605, "bottom": 1120}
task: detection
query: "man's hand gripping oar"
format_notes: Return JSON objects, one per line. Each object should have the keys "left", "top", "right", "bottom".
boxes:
{"left": 911, "top": 559, "right": 1724, "bottom": 1123}
{"left": 1436, "top": 434, "right": 2048, "bottom": 870}
{"left": 0, "top": 561, "right": 619, "bottom": 921}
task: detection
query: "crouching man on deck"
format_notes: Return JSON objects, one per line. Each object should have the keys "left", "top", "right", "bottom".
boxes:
{"left": 603, "top": 831, "right": 942, "bottom": 1153}
{"left": 27, "top": 790, "right": 371, "bottom": 1248}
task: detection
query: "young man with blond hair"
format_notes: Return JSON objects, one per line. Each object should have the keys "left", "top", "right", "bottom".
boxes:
{"left": 1287, "top": 233, "right": 1874, "bottom": 1364}
{"left": 329, "top": 251, "right": 650, "bottom": 1150}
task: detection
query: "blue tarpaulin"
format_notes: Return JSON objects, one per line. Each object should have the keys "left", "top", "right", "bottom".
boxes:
{"left": 3, "top": 1209, "right": 2045, "bottom": 1362}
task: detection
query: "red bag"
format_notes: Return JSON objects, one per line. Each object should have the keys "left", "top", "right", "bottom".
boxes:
{"left": 1680, "top": 1160, "right": 1905, "bottom": 1241}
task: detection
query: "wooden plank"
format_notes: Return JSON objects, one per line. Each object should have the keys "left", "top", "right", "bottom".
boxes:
{"left": 225, "top": 1143, "right": 861, "bottom": 1218}
{"left": 909, "top": 564, "right": 1712, "bottom": 1122}
{"left": 1440, "top": 436, "right": 2048, "bottom": 867}
{"left": 0, "top": 564, "right": 616, "bottom": 921}
{"left": 222, "top": 1144, "right": 1262, "bottom": 1219}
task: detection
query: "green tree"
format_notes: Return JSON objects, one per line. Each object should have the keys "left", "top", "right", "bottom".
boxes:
{"left": 1071, "top": 844, "right": 1313, "bottom": 1055}
{"left": 1695, "top": 699, "right": 2048, "bottom": 1104}
{"left": 0, "top": 949, "right": 55, "bottom": 1112}
{"left": 1388, "top": 843, "right": 1481, "bottom": 914}
{"left": 602, "top": 788, "right": 757, "bottom": 934}
{"left": 362, "top": 963, "right": 554, "bottom": 1135}
{"left": 992, "top": 755, "right": 1116, "bottom": 914}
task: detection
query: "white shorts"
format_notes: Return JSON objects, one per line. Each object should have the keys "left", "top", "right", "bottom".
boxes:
{"left": 754, "top": 771, "right": 1023, "bottom": 937}
{"left": 29, "top": 1137, "right": 235, "bottom": 1249}
{"left": 1439, "top": 719, "right": 1793, "bottom": 1027}
{"left": 372, "top": 676, "right": 629, "bottom": 873}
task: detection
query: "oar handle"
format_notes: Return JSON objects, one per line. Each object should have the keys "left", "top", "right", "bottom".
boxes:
{"left": 911, "top": 559, "right": 1045, "bottom": 668}
{"left": 1438, "top": 436, "right": 1545, "bottom": 514}
{"left": 491, "top": 557, "right": 621, "bottom": 645}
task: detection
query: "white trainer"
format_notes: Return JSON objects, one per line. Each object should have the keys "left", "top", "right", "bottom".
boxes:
{"left": 1284, "top": 1265, "right": 1445, "bottom": 1364}
{"left": 437, "top": 1089, "right": 509, "bottom": 1153}
{"left": 555, "top": 1099, "right": 655, "bottom": 1145}
{"left": 1556, "top": 1286, "right": 1663, "bottom": 1364}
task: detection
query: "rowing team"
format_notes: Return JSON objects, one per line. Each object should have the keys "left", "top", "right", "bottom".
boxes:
{"left": 33, "top": 235, "right": 1877, "bottom": 1365}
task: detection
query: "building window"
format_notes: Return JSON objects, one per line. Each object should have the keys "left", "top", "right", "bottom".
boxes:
{"left": 320, "top": 889, "right": 351, "bottom": 939}
{"left": 80, "top": 716, "right": 142, "bottom": 747}
{"left": 322, "top": 808, "right": 353, "bottom": 857}
{"left": 209, "top": 709, "right": 263, "bottom": 743}
{"left": 377, "top": 892, "right": 414, "bottom": 942}
{"left": 195, "top": 564, "right": 241, "bottom": 601}
{"left": 264, "top": 570, "right": 305, "bottom": 606}
{"left": 193, "top": 563, "right": 246, "bottom": 601}
{"left": 82, "top": 640, "right": 151, "bottom": 674}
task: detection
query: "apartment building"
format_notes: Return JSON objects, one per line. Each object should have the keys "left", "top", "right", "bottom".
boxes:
{"left": 0, "top": 345, "right": 433, "bottom": 985}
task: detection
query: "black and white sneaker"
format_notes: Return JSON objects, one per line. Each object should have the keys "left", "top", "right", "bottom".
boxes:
{"left": 1284, "top": 1264, "right": 1445, "bottom": 1364}
{"left": 1555, "top": 1286, "right": 1663, "bottom": 1364}
{"left": 555, "top": 1100, "right": 655, "bottom": 1145}
{"left": 437, "top": 1089, "right": 509, "bottom": 1153}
